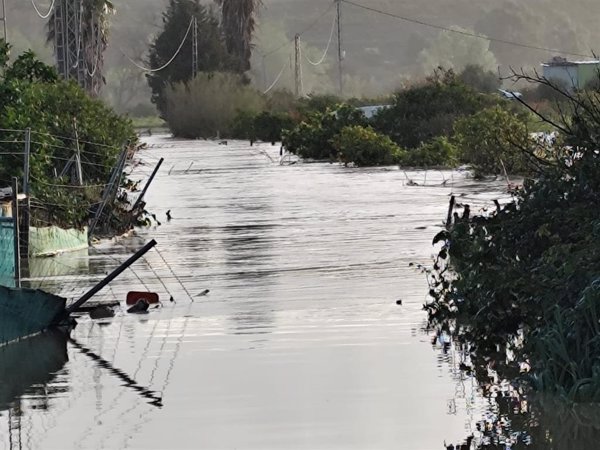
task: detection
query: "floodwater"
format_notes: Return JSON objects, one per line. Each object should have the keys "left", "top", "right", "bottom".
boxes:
{"left": 0, "top": 137, "right": 510, "bottom": 450}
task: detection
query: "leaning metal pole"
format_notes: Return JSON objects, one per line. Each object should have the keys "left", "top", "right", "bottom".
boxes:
{"left": 64, "top": 239, "right": 158, "bottom": 314}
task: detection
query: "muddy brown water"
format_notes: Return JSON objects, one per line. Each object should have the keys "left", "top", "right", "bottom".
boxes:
{"left": 0, "top": 137, "right": 509, "bottom": 449}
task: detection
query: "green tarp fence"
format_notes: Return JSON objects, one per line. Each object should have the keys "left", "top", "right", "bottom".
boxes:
{"left": 0, "top": 218, "right": 15, "bottom": 287}
{"left": 29, "top": 226, "right": 88, "bottom": 257}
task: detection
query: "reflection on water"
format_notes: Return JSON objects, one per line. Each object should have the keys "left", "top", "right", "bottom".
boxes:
{"left": 2, "top": 137, "right": 520, "bottom": 449}
{"left": 0, "top": 331, "right": 68, "bottom": 412}
{"left": 435, "top": 337, "right": 600, "bottom": 449}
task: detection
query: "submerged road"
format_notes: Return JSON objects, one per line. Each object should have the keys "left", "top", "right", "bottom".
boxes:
{"left": 0, "top": 137, "right": 508, "bottom": 449}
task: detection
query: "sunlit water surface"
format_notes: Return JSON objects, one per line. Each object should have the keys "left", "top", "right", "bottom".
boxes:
{"left": 0, "top": 137, "right": 509, "bottom": 449}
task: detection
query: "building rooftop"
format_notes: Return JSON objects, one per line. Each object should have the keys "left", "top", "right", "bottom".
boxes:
{"left": 542, "top": 56, "right": 600, "bottom": 67}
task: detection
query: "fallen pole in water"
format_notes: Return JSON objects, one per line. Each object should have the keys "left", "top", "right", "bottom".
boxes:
{"left": 64, "top": 239, "right": 158, "bottom": 315}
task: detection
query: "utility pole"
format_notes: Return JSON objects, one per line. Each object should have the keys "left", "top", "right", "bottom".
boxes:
{"left": 21, "top": 128, "right": 31, "bottom": 260}
{"left": 11, "top": 177, "right": 20, "bottom": 288}
{"left": 336, "top": 0, "right": 343, "bottom": 97}
{"left": 1, "top": 0, "right": 7, "bottom": 42}
{"left": 192, "top": 17, "right": 198, "bottom": 78}
{"left": 54, "top": 0, "right": 88, "bottom": 92}
{"left": 294, "top": 34, "right": 300, "bottom": 97}
{"left": 73, "top": 118, "right": 83, "bottom": 185}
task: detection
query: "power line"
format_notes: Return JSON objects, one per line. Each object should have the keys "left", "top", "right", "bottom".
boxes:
{"left": 263, "top": 61, "right": 288, "bottom": 94}
{"left": 304, "top": 13, "right": 337, "bottom": 66}
{"left": 261, "top": 1, "right": 336, "bottom": 58}
{"left": 341, "top": 0, "right": 594, "bottom": 59}
{"left": 118, "top": 17, "right": 194, "bottom": 73}
{"left": 30, "top": 0, "right": 56, "bottom": 19}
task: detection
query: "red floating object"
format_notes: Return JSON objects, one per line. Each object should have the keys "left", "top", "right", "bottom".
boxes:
{"left": 126, "top": 291, "right": 160, "bottom": 306}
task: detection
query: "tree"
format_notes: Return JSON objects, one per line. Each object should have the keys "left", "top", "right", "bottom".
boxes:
{"left": 453, "top": 105, "right": 532, "bottom": 176}
{"left": 0, "top": 43, "right": 137, "bottom": 228}
{"left": 163, "top": 72, "right": 265, "bottom": 138}
{"left": 372, "top": 69, "right": 495, "bottom": 149}
{"left": 418, "top": 26, "right": 498, "bottom": 75}
{"left": 147, "top": 0, "right": 233, "bottom": 116}
{"left": 283, "top": 104, "right": 367, "bottom": 160}
{"left": 48, "top": 0, "right": 114, "bottom": 96}
{"left": 214, "top": 0, "right": 262, "bottom": 73}
{"left": 458, "top": 64, "right": 501, "bottom": 94}
{"left": 334, "top": 125, "right": 404, "bottom": 167}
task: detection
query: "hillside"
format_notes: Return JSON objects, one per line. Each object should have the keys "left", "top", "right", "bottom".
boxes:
{"left": 10, "top": 0, "right": 599, "bottom": 109}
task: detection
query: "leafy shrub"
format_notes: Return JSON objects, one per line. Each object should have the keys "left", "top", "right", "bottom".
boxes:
{"left": 283, "top": 104, "right": 367, "bottom": 160}
{"left": 453, "top": 105, "right": 532, "bottom": 176}
{"left": 334, "top": 125, "right": 405, "bottom": 167}
{"left": 399, "top": 136, "right": 457, "bottom": 167}
{"left": 0, "top": 45, "right": 136, "bottom": 228}
{"left": 164, "top": 72, "right": 266, "bottom": 138}
{"left": 426, "top": 78, "right": 600, "bottom": 403}
{"left": 458, "top": 64, "right": 501, "bottom": 94}
{"left": 230, "top": 110, "right": 257, "bottom": 141}
{"left": 298, "top": 94, "right": 343, "bottom": 114}
{"left": 372, "top": 69, "right": 495, "bottom": 149}
{"left": 254, "top": 111, "right": 294, "bottom": 144}
{"left": 147, "top": 0, "right": 234, "bottom": 115}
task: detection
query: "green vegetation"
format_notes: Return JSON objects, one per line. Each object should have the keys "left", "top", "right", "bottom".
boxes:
{"left": 282, "top": 104, "right": 367, "bottom": 161}
{"left": 372, "top": 69, "right": 496, "bottom": 150}
{"left": 164, "top": 72, "right": 265, "bottom": 139}
{"left": 418, "top": 27, "right": 497, "bottom": 75}
{"left": 147, "top": 0, "right": 234, "bottom": 116}
{"left": 278, "top": 68, "right": 537, "bottom": 171}
{"left": 0, "top": 43, "right": 138, "bottom": 231}
{"left": 453, "top": 106, "right": 532, "bottom": 177}
{"left": 334, "top": 125, "right": 404, "bottom": 167}
{"left": 399, "top": 137, "right": 457, "bottom": 167}
{"left": 215, "top": 0, "right": 262, "bottom": 73}
{"left": 426, "top": 78, "right": 600, "bottom": 405}
{"left": 130, "top": 116, "right": 167, "bottom": 130}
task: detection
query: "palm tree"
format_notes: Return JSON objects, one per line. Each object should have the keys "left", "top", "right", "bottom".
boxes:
{"left": 48, "top": 0, "right": 114, "bottom": 96}
{"left": 214, "top": 0, "right": 262, "bottom": 73}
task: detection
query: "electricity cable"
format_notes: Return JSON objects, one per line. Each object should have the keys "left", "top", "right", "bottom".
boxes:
{"left": 118, "top": 18, "right": 194, "bottom": 73}
{"left": 304, "top": 13, "right": 337, "bottom": 66}
{"left": 263, "top": 61, "right": 288, "bottom": 94}
{"left": 30, "top": 0, "right": 55, "bottom": 19}
{"left": 341, "top": 0, "right": 594, "bottom": 59}
{"left": 261, "top": 1, "right": 336, "bottom": 58}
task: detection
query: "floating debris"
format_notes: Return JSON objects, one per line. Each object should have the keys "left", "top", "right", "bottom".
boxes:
{"left": 127, "top": 299, "right": 150, "bottom": 314}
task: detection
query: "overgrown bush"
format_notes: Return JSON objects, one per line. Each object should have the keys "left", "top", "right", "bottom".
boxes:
{"left": 399, "top": 136, "right": 457, "bottom": 167}
{"left": 426, "top": 74, "right": 600, "bottom": 403}
{"left": 230, "top": 110, "right": 257, "bottom": 141}
{"left": 254, "top": 111, "right": 294, "bottom": 144}
{"left": 372, "top": 69, "right": 496, "bottom": 149}
{"left": 0, "top": 44, "right": 137, "bottom": 229}
{"left": 230, "top": 110, "right": 294, "bottom": 144}
{"left": 458, "top": 64, "right": 501, "bottom": 94}
{"left": 283, "top": 104, "right": 367, "bottom": 160}
{"left": 453, "top": 105, "right": 533, "bottom": 176}
{"left": 164, "top": 72, "right": 266, "bottom": 138}
{"left": 334, "top": 125, "right": 404, "bottom": 167}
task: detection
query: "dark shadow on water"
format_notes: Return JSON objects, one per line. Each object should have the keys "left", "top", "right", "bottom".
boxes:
{"left": 68, "top": 337, "right": 163, "bottom": 407}
{"left": 434, "top": 337, "right": 600, "bottom": 450}
{"left": 0, "top": 330, "right": 69, "bottom": 413}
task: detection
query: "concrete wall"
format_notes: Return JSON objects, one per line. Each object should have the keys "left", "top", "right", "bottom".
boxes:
{"left": 543, "top": 63, "right": 600, "bottom": 91}
{"left": 543, "top": 65, "right": 580, "bottom": 90}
